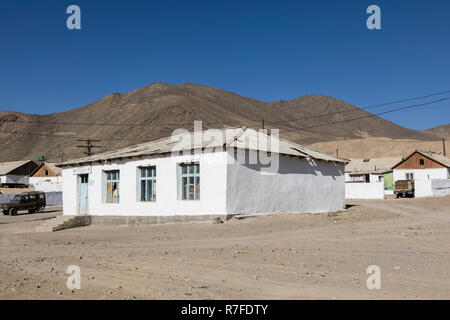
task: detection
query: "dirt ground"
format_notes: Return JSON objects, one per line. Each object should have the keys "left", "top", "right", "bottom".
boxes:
{"left": 0, "top": 197, "right": 449, "bottom": 300}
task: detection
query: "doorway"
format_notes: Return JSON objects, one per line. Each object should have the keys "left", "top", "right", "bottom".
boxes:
{"left": 78, "top": 174, "right": 89, "bottom": 215}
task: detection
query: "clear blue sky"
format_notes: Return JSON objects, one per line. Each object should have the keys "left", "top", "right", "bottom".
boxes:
{"left": 0, "top": 0, "right": 449, "bottom": 130}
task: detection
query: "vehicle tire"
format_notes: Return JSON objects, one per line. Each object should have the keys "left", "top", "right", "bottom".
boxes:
{"left": 28, "top": 209, "right": 36, "bottom": 214}
{"left": 37, "top": 207, "right": 44, "bottom": 213}
{"left": 9, "top": 208, "right": 17, "bottom": 216}
{"left": 2, "top": 210, "right": 9, "bottom": 215}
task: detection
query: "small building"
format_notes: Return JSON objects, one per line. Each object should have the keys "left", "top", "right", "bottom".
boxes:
{"left": 29, "top": 163, "right": 63, "bottom": 192}
{"left": 392, "top": 150, "right": 450, "bottom": 198}
{"left": 57, "top": 127, "right": 347, "bottom": 221}
{"left": 392, "top": 150, "right": 450, "bottom": 181}
{"left": 0, "top": 160, "right": 39, "bottom": 188}
{"left": 345, "top": 157, "right": 402, "bottom": 199}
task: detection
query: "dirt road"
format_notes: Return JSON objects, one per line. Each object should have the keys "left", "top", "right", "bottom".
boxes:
{"left": 0, "top": 198, "right": 449, "bottom": 299}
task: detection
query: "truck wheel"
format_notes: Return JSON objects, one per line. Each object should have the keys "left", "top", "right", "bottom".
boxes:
{"left": 2, "top": 210, "right": 9, "bottom": 215}
{"left": 37, "top": 207, "right": 44, "bottom": 213}
{"left": 9, "top": 208, "right": 17, "bottom": 216}
{"left": 28, "top": 209, "right": 36, "bottom": 214}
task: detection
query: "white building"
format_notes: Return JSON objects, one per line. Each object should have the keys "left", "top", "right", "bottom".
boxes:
{"left": 345, "top": 157, "right": 401, "bottom": 199}
{"left": 29, "top": 163, "right": 63, "bottom": 192}
{"left": 0, "top": 160, "right": 39, "bottom": 188}
{"left": 57, "top": 127, "right": 346, "bottom": 221}
{"left": 392, "top": 150, "right": 450, "bottom": 198}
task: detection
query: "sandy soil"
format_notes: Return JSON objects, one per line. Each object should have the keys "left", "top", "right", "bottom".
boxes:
{"left": 0, "top": 198, "right": 449, "bottom": 300}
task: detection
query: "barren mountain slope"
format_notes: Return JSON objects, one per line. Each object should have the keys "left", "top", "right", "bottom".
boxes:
{"left": 427, "top": 124, "right": 450, "bottom": 139}
{"left": 0, "top": 82, "right": 442, "bottom": 162}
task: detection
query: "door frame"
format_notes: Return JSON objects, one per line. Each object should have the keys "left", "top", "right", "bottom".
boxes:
{"left": 77, "top": 174, "right": 89, "bottom": 215}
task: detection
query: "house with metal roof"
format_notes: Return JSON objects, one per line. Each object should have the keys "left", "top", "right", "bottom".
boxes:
{"left": 0, "top": 160, "right": 39, "bottom": 188}
{"left": 29, "top": 163, "right": 63, "bottom": 192}
{"left": 344, "top": 157, "right": 401, "bottom": 199}
{"left": 392, "top": 150, "right": 450, "bottom": 197}
{"left": 392, "top": 150, "right": 450, "bottom": 181}
{"left": 57, "top": 127, "right": 347, "bottom": 221}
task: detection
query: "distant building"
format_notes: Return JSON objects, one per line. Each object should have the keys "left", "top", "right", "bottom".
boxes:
{"left": 344, "top": 157, "right": 402, "bottom": 199}
{"left": 57, "top": 127, "right": 347, "bottom": 221}
{"left": 392, "top": 150, "right": 450, "bottom": 181}
{"left": 0, "top": 160, "right": 39, "bottom": 188}
{"left": 29, "top": 163, "right": 63, "bottom": 192}
{"left": 392, "top": 150, "right": 450, "bottom": 198}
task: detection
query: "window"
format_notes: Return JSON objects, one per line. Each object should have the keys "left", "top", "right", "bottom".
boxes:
{"left": 80, "top": 174, "right": 88, "bottom": 184}
{"left": 105, "top": 170, "right": 120, "bottom": 203}
{"left": 405, "top": 172, "right": 414, "bottom": 180}
{"left": 179, "top": 163, "right": 200, "bottom": 200}
{"left": 419, "top": 159, "right": 424, "bottom": 166}
{"left": 45, "top": 170, "right": 49, "bottom": 176}
{"left": 139, "top": 166, "right": 156, "bottom": 202}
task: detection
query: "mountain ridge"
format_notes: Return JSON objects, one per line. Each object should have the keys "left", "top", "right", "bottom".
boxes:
{"left": 0, "top": 82, "right": 446, "bottom": 162}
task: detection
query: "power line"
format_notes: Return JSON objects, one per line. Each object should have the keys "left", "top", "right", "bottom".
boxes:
{"left": 0, "top": 96, "right": 448, "bottom": 143}
{"left": 279, "top": 97, "right": 450, "bottom": 135}
{"left": 1, "top": 89, "right": 449, "bottom": 128}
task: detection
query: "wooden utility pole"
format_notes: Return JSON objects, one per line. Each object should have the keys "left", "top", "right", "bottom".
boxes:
{"left": 444, "top": 139, "right": 447, "bottom": 157}
{"left": 76, "top": 139, "right": 101, "bottom": 156}
{"left": 261, "top": 119, "right": 265, "bottom": 130}
{"left": 336, "top": 148, "right": 339, "bottom": 158}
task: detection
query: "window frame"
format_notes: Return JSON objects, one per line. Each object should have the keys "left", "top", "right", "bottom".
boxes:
{"left": 179, "top": 162, "right": 200, "bottom": 201}
{"left": 104, "top": 170, "right": 120, "bottom": 204}
{"left": 405, "top": 172, "right": 414, "bottom": 180}
{"left": 138, "top": 166, "right": 157, "bottom": 202}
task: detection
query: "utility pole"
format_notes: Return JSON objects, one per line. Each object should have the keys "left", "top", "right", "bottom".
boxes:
{"left": 443, "top": 139, "right": 447, "bottom": 157}
{"left": 336, "top": 148, "right": 339, "bottom": 158}
{"left": 76, "top": 138, "right": 101, "bottom": 156}
{"left": 261, "top": 119, "right": 265, "bottom": 130}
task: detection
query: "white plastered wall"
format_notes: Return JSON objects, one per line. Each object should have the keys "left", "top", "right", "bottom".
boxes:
{"left": 62, "top": 151, "right": 228, "bottom": 216}
{"left": 225, "top": 150, "right": 345, "bottom": 214}
{"left": 393, "top": 168, "right": 449, "bottom": 181}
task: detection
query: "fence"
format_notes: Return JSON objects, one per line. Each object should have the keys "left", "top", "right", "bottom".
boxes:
{"left": 345, "top": 182, "right": 384, "bottom": 199}
{"left": 414, "top": 179, "right": 450, "bottom": 198}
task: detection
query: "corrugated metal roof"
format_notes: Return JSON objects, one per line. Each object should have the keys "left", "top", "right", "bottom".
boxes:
{"left": 0, "top": 160, "right": 33, "bottom": 175}
{"left": 418, "top": 151, "right": 450, "bottom": 167}
{"left": 345, "top": 157, "right": 402, "bottom": 174}
{"left": 58, "top": 127, "right": 347, "bottom": 167}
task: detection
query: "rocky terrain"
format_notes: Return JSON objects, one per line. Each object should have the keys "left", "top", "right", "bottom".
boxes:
{"left": 0, "top": 82, "right": 445, "bottom": 162}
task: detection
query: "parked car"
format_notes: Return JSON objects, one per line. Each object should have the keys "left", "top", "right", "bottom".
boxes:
{"left": 1, "top": 192, "right": 46, "bottom": 216}
{"left": 394, "top": 180, "right": 415, "bottom": 198}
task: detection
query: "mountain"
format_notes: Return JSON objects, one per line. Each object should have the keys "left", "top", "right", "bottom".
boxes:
{"left": 426, "top": 124, "right": 450, "bottom": 139}
{"left": 0, "top": 82, "right": 443, "bottom": 162}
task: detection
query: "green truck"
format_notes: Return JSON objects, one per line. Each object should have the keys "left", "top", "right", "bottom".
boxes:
{"left": 1, "top": 192, "right": 46, "bottom": 216}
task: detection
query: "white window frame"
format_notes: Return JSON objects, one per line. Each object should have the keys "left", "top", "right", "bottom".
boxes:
{"left": 104, "top": 170, "right": 120, "bottom": 203}
{"left": 405, "top": 172, "right": 414, "bottom": 180}
{"left": 138, "top": 166, "right": 156, "bottom": 202}
{"left": 179, "top": 163, "right": 200, "bottom": 200}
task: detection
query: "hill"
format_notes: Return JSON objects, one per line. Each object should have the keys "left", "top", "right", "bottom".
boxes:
{"left": 0, "top": 82, "right": 444, "bottom": 162}
{"left": 426, "top": 124, "right": 450, "bottom": 139}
